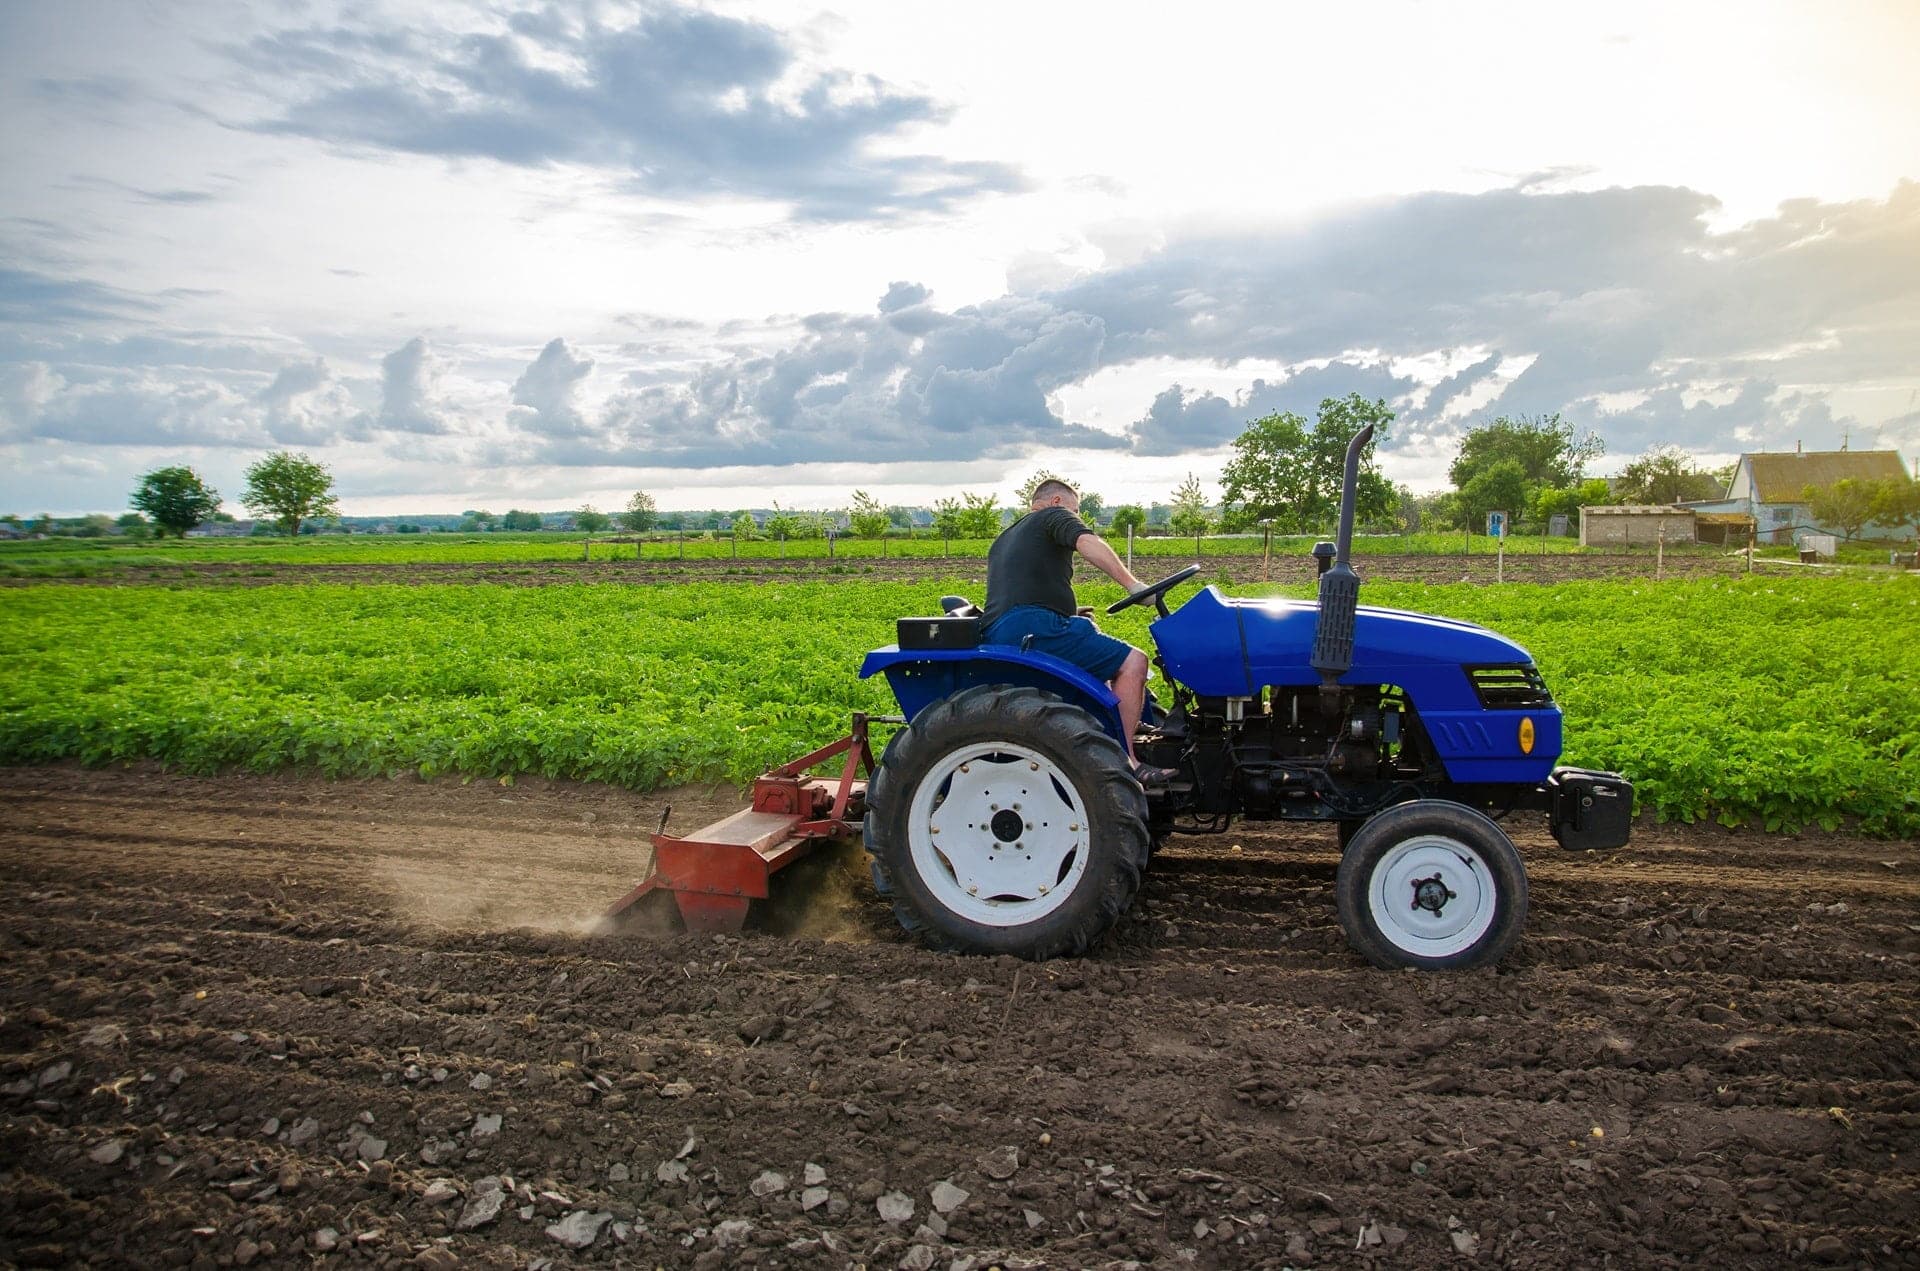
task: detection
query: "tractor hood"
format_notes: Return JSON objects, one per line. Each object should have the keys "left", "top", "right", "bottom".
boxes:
{"left": 1153, "top": 586, "right": 1536, "bottom": 710}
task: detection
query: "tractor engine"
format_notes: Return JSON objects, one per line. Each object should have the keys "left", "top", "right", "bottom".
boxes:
{"left": 1142, "top": 683, "right": 1428, "bottom": 823}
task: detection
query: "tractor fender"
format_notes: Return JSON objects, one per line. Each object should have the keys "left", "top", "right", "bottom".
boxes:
{"left": 859, "top": 645, "right": 1126, "bottom": 745}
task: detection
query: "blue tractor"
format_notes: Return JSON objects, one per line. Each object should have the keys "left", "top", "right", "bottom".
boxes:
{"left": 856, "top": 427, "right": 1634, "bottom": 969}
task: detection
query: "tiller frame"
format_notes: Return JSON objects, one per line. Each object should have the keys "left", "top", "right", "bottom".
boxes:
{"left": 604, "top": 712, "right": 890, "bottom": 934}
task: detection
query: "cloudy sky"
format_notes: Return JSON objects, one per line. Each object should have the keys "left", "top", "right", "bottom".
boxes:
{"left": 4, "top": 0, "right": 1918, "bottom": 516}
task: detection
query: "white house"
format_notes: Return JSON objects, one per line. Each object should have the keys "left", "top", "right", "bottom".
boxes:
{"left": 1685, "top": 447, "right": 1912, "bottom": 544}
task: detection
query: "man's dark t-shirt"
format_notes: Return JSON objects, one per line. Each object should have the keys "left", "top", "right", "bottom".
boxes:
{"left": 983, "top": 507, "right": 1092, "bottom": 624}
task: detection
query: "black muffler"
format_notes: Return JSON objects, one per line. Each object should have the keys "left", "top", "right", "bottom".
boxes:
{"left": 1310, "top": 424, "right": 1375, "bottom": 698}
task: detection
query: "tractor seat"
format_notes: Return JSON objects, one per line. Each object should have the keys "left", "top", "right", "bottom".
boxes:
{"left": 898, "top": 596, "right": 984, "bottom": 650}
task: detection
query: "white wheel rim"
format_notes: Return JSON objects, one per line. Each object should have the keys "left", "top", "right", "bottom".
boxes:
{"left": 1365, "top": 834, "right": 1498, "bottom": 958}
{"left": 906, "top": 741, "right": 1091, "bottom": 928}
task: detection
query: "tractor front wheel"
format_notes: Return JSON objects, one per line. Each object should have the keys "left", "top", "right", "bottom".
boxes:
{"left": 1334, "top": 800, "right": 1527, "bottom": 970}
{"left": 866, "top": 685, "right": 1149, "bottom": 959}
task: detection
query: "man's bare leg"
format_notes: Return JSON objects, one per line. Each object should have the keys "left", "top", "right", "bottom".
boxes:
{"left": 1113, "top": 649, "right": 1149, "bottom": 763}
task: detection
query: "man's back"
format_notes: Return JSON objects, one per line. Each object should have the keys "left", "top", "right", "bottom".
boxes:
{"left": 983, "top": 506, "right": 1090, "bottom": 625}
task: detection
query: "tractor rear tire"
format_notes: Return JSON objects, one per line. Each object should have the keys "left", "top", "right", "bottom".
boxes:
{"left": 1334, "top": 800, "right": 1527, "bottom": 971}
{"left": 865, "top": 684, "right": 1149, "bottom": 959}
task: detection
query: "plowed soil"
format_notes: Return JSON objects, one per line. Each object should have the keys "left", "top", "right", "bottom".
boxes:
{"left": 3, "top": 766, "right": 1916, "bottom": 1270}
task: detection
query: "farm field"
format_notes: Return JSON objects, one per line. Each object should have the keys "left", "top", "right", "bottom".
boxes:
{"left": 3, "top": 573, "right": 1916, "bottom": 834}
{"left": 0, "top": 528, "right": 1616, "bottom": 576}
{"left": 1, "top": 765, "right": 1916, "bottom": 1269}
{"left": 2, "top": 565, "right": 1917, "bottom": 1269}
{"left": 0, "top": 546, "right": 1763, "bottom": 590}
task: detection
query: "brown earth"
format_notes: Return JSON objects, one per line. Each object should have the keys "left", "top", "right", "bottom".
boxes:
{"left": 1, "top": 549, "right": 1756, "bottom": 590}
{"left": 2, "top": 765, "right": 1917, "bottom": 1270}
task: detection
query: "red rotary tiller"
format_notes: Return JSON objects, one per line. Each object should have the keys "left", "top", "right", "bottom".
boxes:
{"left": 604, "top": 712, "right": 890, "bottom": 933}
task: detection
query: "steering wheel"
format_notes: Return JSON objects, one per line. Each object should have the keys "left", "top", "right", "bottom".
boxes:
{"left": 1107, "top": 563, "right": 1203, "bottom": 618}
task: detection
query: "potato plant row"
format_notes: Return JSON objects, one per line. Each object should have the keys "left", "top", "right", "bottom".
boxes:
{"left": 3, "top": 575, "right": 1914, "bottom": 834}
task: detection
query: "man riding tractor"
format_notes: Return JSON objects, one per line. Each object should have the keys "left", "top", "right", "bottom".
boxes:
{"left": 977, "top": 479, "right": 1176, "bottom": 788}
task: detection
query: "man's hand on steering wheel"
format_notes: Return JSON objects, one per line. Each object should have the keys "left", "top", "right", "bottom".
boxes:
{"left": 1106, "top": 563, "right": 1203, "bottom": 617}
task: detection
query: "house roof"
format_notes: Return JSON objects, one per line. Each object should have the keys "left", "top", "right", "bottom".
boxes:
{"left": 1743, "top": 450, "right": 1907, "bottom": 502}
{"left": 1582, "top": 505, "right": 1694, "bottom": 515}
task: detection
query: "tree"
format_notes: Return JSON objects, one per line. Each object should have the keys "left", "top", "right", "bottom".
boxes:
{"left": 1168, "top": 473, "right": 1213, "bottom": 536}
{"left": 460, "top": 509, "right": 495, "bottom": 532}
{"left": 1448, "top": 414, "right": 1605, "bottom": 490}
{"left": 1077, "top": 491, "right": 1106, "bottom": 525}
{"left": 115, "top": 511, "right": 151, "bottom": 539}
{"left": 1402, "top": 489, "right": 1459, "bottom": 534}
{"left": 1458, "top": 459, "right": 1530, "bottom": 532}
{"left": 501, "top": 509, "right": 545, "bottom": 531}
{"left": 1869, "top": 477, "right": 1920, "bottom": 540}
{"left": 1614, "top": 445, "right": 1722, "bottom": 505}
{"left": 955, "top": 492, "right": 1002, "bottom": 538}
{"left": 1016, "top": 469, "right": 1068, "bottom": 506}
{"left": 131, "top": 466, "right": 222, "bottom": 538}
{"left": 242, "top": 452, "right": 339, "bottom": 537}
{"left": 1108, "top": 504, "right": 1147, "bottom": 535}
{"left": 1220, "top": 394, "right": 1397, "bottom": 533}
{"left": 931, "top": 497, "right": 963, "bottom": 539}
{"left": 1533, "top": 479, "right": 1612, "bottom": 528}
{"left": 1803, "top": 479, "right": 1879, "bottom": 540}
{"left": 848, "top": 490, "right": 890, "bottom": 539}
{"left": 575, "top": 504, "right": 610, "bottom": 534}
{"left": 763, "top": 503, "right": 805, "bottom": 540}
{"left": 620, "top": 491, "right": 658, "bottom": 533}
{"left": 728, "top": 509, "right": 759, "bottom": 538}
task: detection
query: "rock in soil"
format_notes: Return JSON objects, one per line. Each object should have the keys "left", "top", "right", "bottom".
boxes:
{"left": 545, "top": 1210, "right": 612, "bottom": 1249}
{"left": 456, "top": 1191, "right": 506, "bottom": 1231}
{"left": 930, "top": 1180, "right": 969, "bottom": 1213}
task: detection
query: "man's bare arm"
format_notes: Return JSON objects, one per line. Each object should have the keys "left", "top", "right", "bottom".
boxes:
{"left": 1075, "top": 532, "right": 1145, "bottom": 595}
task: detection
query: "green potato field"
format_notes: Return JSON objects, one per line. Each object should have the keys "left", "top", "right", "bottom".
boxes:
{"left": 2, "top": 574, "right": 1915, "bottom": 834}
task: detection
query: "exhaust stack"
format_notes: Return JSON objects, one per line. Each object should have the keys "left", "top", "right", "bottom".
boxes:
{"left": 1310, "top": 424, "right": 1375, "bottom": 691}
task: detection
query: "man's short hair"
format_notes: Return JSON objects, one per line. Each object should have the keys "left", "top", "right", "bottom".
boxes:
{"left": 1031, "top": 478, "right": 1078, "bottom": 506}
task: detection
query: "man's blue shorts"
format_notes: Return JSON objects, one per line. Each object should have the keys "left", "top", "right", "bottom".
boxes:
{"left": 981, "top": 605, "right": 1135, "bottom": 682}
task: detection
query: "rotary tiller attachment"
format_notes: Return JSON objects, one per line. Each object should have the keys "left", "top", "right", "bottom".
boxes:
{"left": 603, "top": 713, "right": 892, "bottom": 934}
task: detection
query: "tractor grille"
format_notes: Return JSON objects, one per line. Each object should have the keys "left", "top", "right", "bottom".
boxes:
{"left": 1467, "top": 663, "right": 1553, "bottom": 709}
